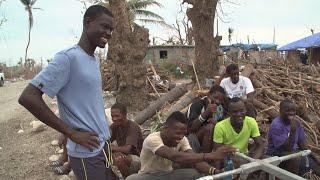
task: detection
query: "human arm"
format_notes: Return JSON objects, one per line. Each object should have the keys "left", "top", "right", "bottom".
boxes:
{"left": 188, "top": 100, "right": 215, "bottom": 133}
{"left": 155, "top": 145, "right": 236, "bottom": 164}
{"left": 251, "top": 136, "right": 265, "bottom": 159}
{"left": 279, "top": 118, "right": 298, "bottom": 152}
{"left": 19, "top": 84, "right": 99, "bottom": 150}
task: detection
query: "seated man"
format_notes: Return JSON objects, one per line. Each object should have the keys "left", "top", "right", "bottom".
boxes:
{"left": 126, "top": 111, "right": 237, "bottom": 180}
{"left": 186, "top": 85, "right": 228, "bottom": 153}
{"left": 213, "top": 97, "right": 265, "bottom": 168}
{"left": 110, "top": 103, "right": 143, "bottom": 178}
{"left": 267, "top": 99, "right": 320, "bottom": 175}
{"left": 220, "top": 63, "right": 256, "bottom": 117}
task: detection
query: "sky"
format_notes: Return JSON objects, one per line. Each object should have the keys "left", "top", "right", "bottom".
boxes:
{"left": 0, "top": 0, "right": 319, "bottom": 66}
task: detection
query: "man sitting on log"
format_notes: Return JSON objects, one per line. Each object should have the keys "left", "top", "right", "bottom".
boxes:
{"left": 267, "top": 99, "right": 320, "bottom": 176}
{"left": 213, "top": 97, "right": 265, "bottom": 168}
{"left": 126, "top": 111, "right": 237, "bottom": 180}
{"left": 220, "top": 63, "right": 256, "bottom": 117}
{"left": 186, "top": 85, "right": 228, "bottom": 153}
{"left": 110, "top": 103, "right": 143, "bottom": 178}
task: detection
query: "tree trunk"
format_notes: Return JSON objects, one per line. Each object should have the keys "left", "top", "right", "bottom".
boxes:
{"left": 183, "top": 0, "right": 220, "bottom": 83}
{"left": 134, "top": 84, "right": 188, "bottom": 125}
{"left": 108, "top": 0, "right": 150, "bottom": 111}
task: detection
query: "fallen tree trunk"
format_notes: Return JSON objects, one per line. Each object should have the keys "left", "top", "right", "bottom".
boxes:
{"left": 253, "top": 99, "right": 278, "bottom": 120}
{"left": 134, "top": 84, "right": 188, "bottom": 125}
{"left": 163, "top": 91, "right": 197, "bottom": 118}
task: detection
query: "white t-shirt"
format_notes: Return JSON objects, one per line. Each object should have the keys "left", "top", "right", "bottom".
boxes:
{"left": 220, "top": 75, "right": 254, "bottom": 99}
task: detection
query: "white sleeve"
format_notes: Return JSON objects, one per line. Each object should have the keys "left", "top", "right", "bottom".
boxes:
{"left": 244, "top": 77, "right": 254, "bottom": 94}
{"left": 220, "top": 78, "right": 226, "bottom": 89}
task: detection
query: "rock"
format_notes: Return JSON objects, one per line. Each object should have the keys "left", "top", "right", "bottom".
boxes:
{"left": 17, "top": 129, "right": 24, "bottom": 134}
{"left": 57, "top": 148, "right": 64, "bottom": 154}
{"left": 49, "top": 155, "right": 59, "bottom": 162}
{"left": 51, "top": 140, "right": 59, "bottom": 146}
{"left": 59, "top": 175, "right": 71, "bottom": 180}
{"left": 31, "top": 121, "right": 46, "bottom": 132}
{"left": 0, "top": 147, "right": 2, "bottom": 150}
{"left": 68, "top": 170, "right": 75, "bottom": 178}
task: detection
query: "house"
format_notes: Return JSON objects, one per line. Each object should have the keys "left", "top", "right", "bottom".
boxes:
{"left": 278, "top": 32, "right": 320, "bottom": 64}
{"left": 144, "top": 45, "right": 195, "bottom": 65}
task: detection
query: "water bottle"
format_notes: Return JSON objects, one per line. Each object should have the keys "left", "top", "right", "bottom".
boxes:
{"left": 223, "top": 154, "right": 234, "bottom": 180}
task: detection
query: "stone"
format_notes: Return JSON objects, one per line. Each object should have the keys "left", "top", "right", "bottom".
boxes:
{"left": 68, "top": 170, "right": 75, "bottom": 178}
{"left": 17, "top": 129, "right": 24, "bottom": 134}
{"left": 51, "top": 140, "right": 59, "bottom": 146}
{"left": 31, "top": 121, "right": 46, "bottom": 132}
{"left": 49, "top": 155, "right": 59, "bottom": 162}
{"left": 57, "top": 148, "right": 64, "bottom": 154}
{"left": 59, "top": 175, "right": 71, "bottom": 180}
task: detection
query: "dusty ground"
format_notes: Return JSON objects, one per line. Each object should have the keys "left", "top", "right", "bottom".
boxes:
{"left": 0, "top": 81, "right": 63, "bottom": 180}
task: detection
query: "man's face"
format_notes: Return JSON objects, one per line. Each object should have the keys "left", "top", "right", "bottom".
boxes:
{"left": 229, "top": 69, "right": 240, "bottom": 84}
{"left": 111, "top": 108, "right": 126, "bottom": 126}
{"left": 280, "top": 103, "right": 296, "bottom": 123}
{"left": 166, "top": 122, "right": 187, "bottom": 147}
{"left": 85, "top": 13, "right": 114, "bottom": 48}
{"left": 229, "top": 101, "right": 246, "bottom": 125}
{"left": 208, "top": 91, "right": 224, "bottom": 106}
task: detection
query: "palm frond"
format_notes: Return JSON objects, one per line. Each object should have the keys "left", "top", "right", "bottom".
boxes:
{"left": 19, "top": 0, "right": 31, "bottom": 6}
{"left": 128, "top": 0, "right": 163, "bottom": 10}
{"left": 30, "top": 0, "right": 37, "bottom": 6}
{"left": 134, "top": 9, "right": 164, "bottom": 20}
{"left": 136, "top": 18, "right": 173, "bottom": 29}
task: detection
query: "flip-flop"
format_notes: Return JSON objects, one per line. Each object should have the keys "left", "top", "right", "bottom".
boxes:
{"left": 52, "top": 164, "right": 71, "bottom": 175}
{"left": 50, "top": 160, "right": 63, "bottom": 167}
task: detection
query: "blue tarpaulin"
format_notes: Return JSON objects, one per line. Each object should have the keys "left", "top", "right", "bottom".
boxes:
{"left": 278, "top": 32, "right": 320, "bottom": 51}
{"left": 220, "top": 43, "right": 277, "bottom": 52}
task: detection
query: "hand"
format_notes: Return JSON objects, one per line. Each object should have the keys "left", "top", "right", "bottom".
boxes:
{"left": 207, "top": 118, "right": 217, "bottom": 125}
{"left": 290, "top": 117, "right": 299, "bottom": 132}
{"left": 203, "top": 99, "right": 217, "bottom": 118}
{"left": 69, "top": 130, "right": 100, "bottom": 151}
{"left": 207, "top": 146, "right": 237, "bottom": 161}
{"left": 58, "top": 133, "right": 67, "bottom": 148}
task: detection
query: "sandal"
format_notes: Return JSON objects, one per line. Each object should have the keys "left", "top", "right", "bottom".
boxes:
{"left": 50, "top": 160, "right": 63, "bottom": 167}
{"left": 52, "top": 163, "right": 71, "bottom": 175}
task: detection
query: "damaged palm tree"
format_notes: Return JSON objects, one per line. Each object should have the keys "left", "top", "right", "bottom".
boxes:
{"left": 183, "top": 0, "right": 221, "bottom": 83}
{"left": 108, "top": 0, "right": 150, "bottom": 110}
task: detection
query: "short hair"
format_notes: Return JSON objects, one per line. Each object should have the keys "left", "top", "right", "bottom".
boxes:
{"left": 209, "top": 85, "right": 225, "bottom": 95}
{"left": 228, "top": 97, "right": 243, "bottom": 106}
{"left": 165, "top": 111, "right": 187, "bottom": 125}
{"left": 280, "top": 99, "right": 295, "bottom": 110}
{"left": 84, "top": 5, "right": 113, "bottom": 20}
{"left": 111, "top": 103, "right": 127, "bottom": 115}
{"left": 226, "top": 64, "right": 239, "bottom": 74}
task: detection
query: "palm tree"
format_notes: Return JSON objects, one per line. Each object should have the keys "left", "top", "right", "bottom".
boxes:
{"left": 90, "top": 0, "right": 169, "bottom": 27}
{"left": 19, "top": 0, "right": 41, "bottom": 64}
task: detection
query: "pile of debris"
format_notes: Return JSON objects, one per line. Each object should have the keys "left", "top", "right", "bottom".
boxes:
{"left": 146, "top": 64, "right": 171, "bottom": 94}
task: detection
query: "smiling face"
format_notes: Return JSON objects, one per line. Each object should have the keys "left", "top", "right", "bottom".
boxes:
{"left": 165, "top": 122, "right": 187, "bottom": 147}
{"left": 229, "top": 101, "right": 246, "bottom": 125}
{"left": 111, "top": 108, "right": 126, "bottom": 126}
{"left": 84, "top": 13, "right": 114, "bottom": 48}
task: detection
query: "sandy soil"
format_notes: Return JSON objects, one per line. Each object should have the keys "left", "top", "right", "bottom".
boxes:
{"left": 0, "top": 81, "right": 64, "bottom": 180}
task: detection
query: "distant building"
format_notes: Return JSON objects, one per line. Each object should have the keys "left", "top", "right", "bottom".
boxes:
{"left": 144, "top": 45, "right": 195, "bottom": 65}
{"left": 278, "top": 32, "right": 320, "bottom": 64}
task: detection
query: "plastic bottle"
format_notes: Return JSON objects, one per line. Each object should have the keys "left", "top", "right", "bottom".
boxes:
{"left": 223, "top": 154, "right": 234, "bottom": 180}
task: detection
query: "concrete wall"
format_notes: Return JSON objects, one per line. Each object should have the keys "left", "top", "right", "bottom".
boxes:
{"left": 145, "top": 45, "right": 195, "bottom": 65}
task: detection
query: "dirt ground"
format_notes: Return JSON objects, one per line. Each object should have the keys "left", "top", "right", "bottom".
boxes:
{"left": 0, "top": 81, "right": 63, "bottom": 180}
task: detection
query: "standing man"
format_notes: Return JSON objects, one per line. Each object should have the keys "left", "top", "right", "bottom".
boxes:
{"left": 18, "top": 5, "right": 114, "bottom": 180}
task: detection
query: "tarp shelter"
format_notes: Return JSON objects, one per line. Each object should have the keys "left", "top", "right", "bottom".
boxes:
{"left": 278, "top": 32, "right": 320, "bottom": 51}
